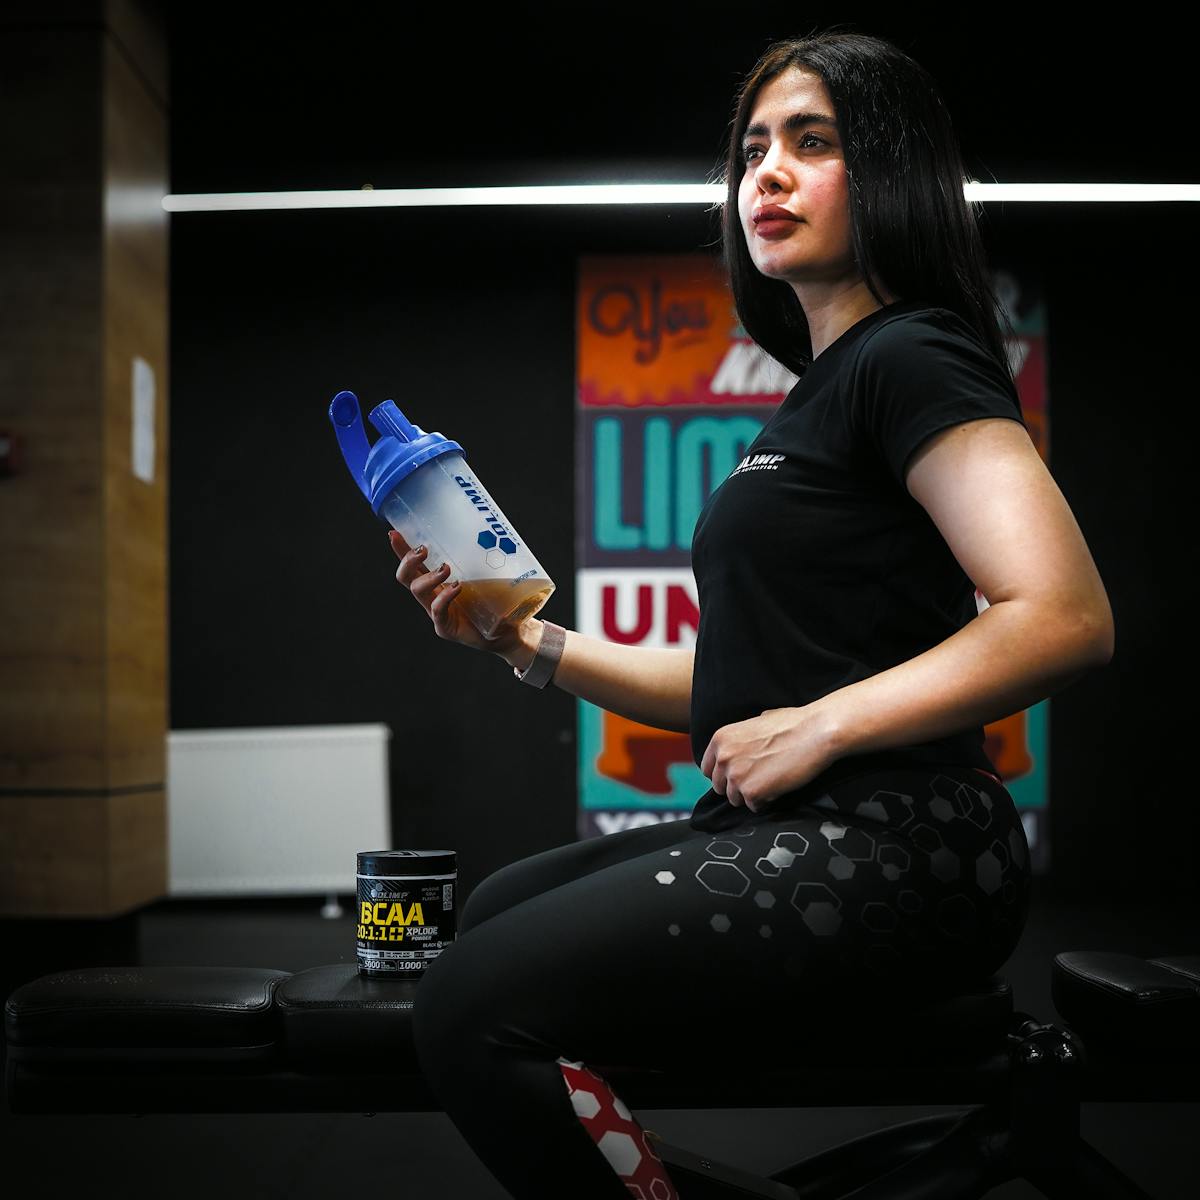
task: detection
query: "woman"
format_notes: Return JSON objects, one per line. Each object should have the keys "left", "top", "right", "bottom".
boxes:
{"left": 395, "top": 31, "right": 1114, "bottom": 1200}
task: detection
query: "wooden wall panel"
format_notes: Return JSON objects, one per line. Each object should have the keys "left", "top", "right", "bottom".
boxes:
{"left": 0, "top": 790, "right": 164, "bottom": 916}
{"left": 102, "top": 31, "right": 168, "bottom": 792}
{"left": 0, "top": 794, "right": 109, "bottom": 915}
{"left": 106, "top": 788, "right": 167, "bottom": 914}
{"left": 0, "top": 2, "right": 168, "bottom": 916}
{"left": 0, "top": 30, "right": 107, "bottom": 792}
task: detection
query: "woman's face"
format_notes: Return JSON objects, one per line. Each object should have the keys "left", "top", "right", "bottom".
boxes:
{"left": 736, "top": 66, "right": 856, "bottom": 291}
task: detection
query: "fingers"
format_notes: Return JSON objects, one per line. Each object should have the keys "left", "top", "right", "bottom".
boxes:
{"left": 709, "top": 763, "right": 745, "bottom": 808}
{"left": 429, "top": 576, "right": 462, "bottom": 636}
{"left": 388, "top": 531, "right": 465, "bottom": 634}
{"left": 390, "top": 532, "right": 446, "bottom": 596}
{"left": 708, "top": 760, "right": 723, "bottom": 796}
{"left": 394, "top": 541, "right": 435, "bottom": 589}
{"left": 390, "top": 537, "right": 457, "bottom": 613}
{"left": 412, "top": 561, "right": 452, "bottom": 609}
{"left": 703, "top": 733, "right": 747, "bottom": 808}
{"left": 722, "top": 771, "right": 746, "bottom": 808}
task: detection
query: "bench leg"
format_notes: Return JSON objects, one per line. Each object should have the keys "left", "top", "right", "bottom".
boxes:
{"left": 650, "top": 1108, "right": 1014, "bottom": 1200}
{"left": 1026, "top": 1139, "right": 1156, "bottom": 1200}
{"left": 649, "top": 1137, "right": 800, "bottom": 1199}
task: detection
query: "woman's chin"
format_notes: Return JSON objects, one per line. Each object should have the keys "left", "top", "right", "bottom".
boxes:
{"left": 754, "top": 260, "right": 805, "bottom": 286}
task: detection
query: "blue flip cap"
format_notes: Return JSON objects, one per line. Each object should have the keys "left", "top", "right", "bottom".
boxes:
{"left": 329, "top": 390, "right": 464, "bottom": 515}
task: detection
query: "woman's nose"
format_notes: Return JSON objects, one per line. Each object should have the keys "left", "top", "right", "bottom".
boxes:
{"left": 754, "top": 144, "right": 791, "bottom": 191}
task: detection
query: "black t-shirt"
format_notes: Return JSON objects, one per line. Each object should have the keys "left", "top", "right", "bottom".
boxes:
{"left": 688, "top": 300, "right": 1028, "bottom": 832}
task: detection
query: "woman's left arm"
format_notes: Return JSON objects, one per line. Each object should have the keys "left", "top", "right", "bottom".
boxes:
{"left": 701, "top": 417, "right": 1115, "bottom": 810}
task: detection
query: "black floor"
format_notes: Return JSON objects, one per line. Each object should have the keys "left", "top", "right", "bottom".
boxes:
{"left": 3, "top": 875, "right": 1197, "bottom": 1200}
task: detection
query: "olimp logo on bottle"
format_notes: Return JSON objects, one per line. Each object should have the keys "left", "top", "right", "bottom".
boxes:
{"left": 455, "top": 474, "right": 519, "bottom": 568}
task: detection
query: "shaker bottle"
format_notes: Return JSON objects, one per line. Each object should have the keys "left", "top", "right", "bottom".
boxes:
{"left": 329, "top": 390, "right": 555, "bottom": 639}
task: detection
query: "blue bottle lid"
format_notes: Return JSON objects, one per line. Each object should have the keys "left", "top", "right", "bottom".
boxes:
{"left": 329, "top": 390, "right": 464, "bottom": 515}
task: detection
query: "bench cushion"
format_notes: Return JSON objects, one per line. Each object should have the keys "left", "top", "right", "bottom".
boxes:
{"left": 1051, "top": 952, "right": 1200, "bottom": 1050}
{"left": 275, "top": 964, "right": 420, "bottom": 1070}
{"left": 4, "top": 966, "right": 289, "bottom": 1063}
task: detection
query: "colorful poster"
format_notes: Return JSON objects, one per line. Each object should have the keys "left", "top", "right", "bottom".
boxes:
{"left": 574, "top": 254, "right": 1050, "bottom": 870}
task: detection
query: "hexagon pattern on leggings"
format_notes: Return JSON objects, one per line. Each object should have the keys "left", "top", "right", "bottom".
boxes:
{"left": 557, "top": 1057, "right": 679, "bottom": 1199}
{"left": 656, "top": 774, "right": 1029, "bottom": 980}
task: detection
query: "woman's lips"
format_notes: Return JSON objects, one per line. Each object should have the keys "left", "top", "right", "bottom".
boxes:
{"left": 754, "top": 218, "right": 802, "bottom": 239}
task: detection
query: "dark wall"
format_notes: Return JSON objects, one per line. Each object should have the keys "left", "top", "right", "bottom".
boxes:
{"left": 168, "top": 6, "right": 1195, "bottom": 905}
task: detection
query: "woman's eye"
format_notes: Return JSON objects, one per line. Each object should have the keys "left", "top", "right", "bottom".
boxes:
{"left": 741, "top": 133, "right": 825, "bottom": 164}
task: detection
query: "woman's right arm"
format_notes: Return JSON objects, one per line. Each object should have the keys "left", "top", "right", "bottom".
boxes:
{"left": 390, "top": 531, "right": 694, "bottom": 734}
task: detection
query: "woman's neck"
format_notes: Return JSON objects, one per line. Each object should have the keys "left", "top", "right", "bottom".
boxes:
{"left": 800, "top": 282, "right": 899, "bottom": 358}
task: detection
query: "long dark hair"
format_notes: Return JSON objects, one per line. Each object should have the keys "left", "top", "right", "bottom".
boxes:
{"left": 713, "top": 30, "right": 1015, "bottom": 380}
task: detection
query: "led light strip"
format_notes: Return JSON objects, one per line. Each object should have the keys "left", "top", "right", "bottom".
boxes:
{"left": 163, "top": 184, "right": 721, "bottom": 211}
{"left": 161, "top": 182, "right": 1200, "bottom": 213}
{"left": 965, "top": 183, "right": 1198, "bottom": 203}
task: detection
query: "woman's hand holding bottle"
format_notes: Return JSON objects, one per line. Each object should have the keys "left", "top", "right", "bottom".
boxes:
{"left": 388, "top": 530, "right": 538, "bottom": 669}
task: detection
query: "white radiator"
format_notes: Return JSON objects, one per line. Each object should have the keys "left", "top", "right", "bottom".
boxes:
{"left": 167, "top": 724, "right": 392, "bottom": 897}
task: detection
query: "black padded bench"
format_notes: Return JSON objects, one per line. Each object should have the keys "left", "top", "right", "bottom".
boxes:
{"left": 6, "top": 952, "right": 1199, "bottom": 1199}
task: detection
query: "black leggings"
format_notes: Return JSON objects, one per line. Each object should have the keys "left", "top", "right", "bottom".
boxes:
{"left": 411, "top": 766, "right": 1031, "bottom": 1199}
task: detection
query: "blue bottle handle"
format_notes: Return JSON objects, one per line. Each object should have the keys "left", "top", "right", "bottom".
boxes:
{"left": 329, "top": 390, "right": 372, "bottom": 499}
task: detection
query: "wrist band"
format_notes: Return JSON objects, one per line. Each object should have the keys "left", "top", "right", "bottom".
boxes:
{"left": 513, "top": 621, "right": 566, "bottom": 689}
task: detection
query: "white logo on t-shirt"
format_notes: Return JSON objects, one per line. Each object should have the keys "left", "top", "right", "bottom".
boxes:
{"left": 729, "top": 453, "right": 786, "bottom": 478}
